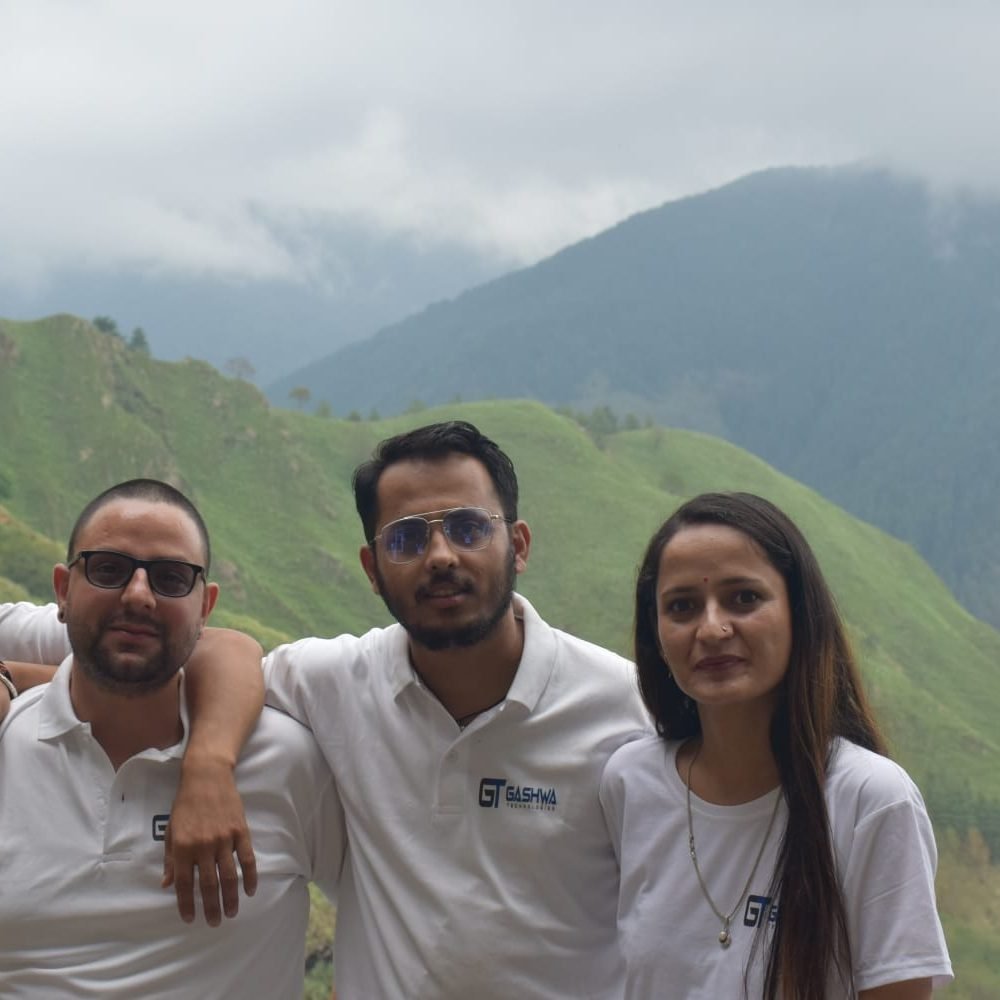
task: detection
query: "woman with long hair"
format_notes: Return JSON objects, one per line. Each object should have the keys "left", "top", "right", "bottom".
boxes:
{"left": 600, "top": 492, "right": 952, "bottom": 999}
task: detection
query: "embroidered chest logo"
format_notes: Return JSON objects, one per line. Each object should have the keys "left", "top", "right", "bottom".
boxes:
{"left": 743, "top": 894, "right": 779, "bottom": 928}
{"left": 478, "top": 777, "right": 559, "bottom": 812}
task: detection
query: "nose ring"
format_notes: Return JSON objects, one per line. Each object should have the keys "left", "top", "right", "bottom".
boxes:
{"left": 720, "top": 623, "right": 730, "bottom": 634}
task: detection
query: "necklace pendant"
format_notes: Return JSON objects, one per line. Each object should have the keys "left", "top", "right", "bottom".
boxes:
{"left": 718, "top": 928, "right": 731, "bottom": 948}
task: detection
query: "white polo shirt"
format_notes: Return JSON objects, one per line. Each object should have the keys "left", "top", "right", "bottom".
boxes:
{"left": 264, "top": 593, "right": 651, "bottom": 1000}
{"left": 0, "top": 659, "right": 344, "bottom": 999}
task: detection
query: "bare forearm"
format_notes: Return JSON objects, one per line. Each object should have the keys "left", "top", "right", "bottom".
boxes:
{"left": 6, "top": 661, "right": 58, "bottom": 692}
{"left": 1, "top": 662, "right": 56, "bottom": 722}
{"left": 183, "top": 627, "right": 264, "bottom": 766}
{"left": 166, "top": 626, "right": 264, "bottom": 925}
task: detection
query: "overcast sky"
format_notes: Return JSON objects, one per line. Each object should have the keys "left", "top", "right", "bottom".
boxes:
{"left": 2, "top": 0, "right": 998, "bottom": 292}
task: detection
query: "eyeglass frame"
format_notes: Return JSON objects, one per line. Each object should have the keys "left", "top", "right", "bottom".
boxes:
{"left": 370, "top": 506, "right": 510, "bottom": 564}
{"left": 67, "top": 549, "right": 206, "bottom": 598}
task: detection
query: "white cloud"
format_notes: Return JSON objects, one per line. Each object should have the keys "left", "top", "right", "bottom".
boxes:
{"left": 2, "top": 0, "right": 999, "bottom": 287}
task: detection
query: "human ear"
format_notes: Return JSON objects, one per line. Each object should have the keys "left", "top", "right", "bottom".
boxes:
{"left": 359, "top": 546, "right": 380, "bottom": 594}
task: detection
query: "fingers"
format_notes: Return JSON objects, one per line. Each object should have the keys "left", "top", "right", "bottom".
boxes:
{"left": 162, "top": 827, "right": 174, "bottom": 888}
{"left": 163, "top": 833, "right": 256, "bottom": 924}
{"left": 235, "top": 832, "right": 258, "bottom": 899}
{"left": 216, "top": 849, "right": 241, "bottom": 920}
{"left": 198, "top": 857, "right": 223, "bottom": 928}
{"left": 172, "top": 859, "right": 199, "bottom": 924}
{"left": 196, "top": 842, "right": 255, "bottom": 924}
{"left": 161, "top": 827, "right": 196, "bottom": 925}
{"left": 163, "top": 823, "right": 198, "bottom": 923}
{"left": 163, "top": 759, "right": 255, "bottom": 925}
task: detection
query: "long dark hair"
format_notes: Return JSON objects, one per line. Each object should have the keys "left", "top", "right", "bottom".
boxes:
{"left": 634, "top": 492, "right": 887, "bottom": 1000}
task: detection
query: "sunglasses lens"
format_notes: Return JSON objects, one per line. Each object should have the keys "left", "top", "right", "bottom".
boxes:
{"left": 378, "top": 508, "right": 499, "bottom": 563}
{"left": 383, "top": 518, "right": 429, "bottom": 562}
{"left": 85, "top": 552, "right": 133, "bottom": 589}
{"left": 148, "top": 562, "right": 199, "bottom": 597}
{"left": 81, "top": 552, "right": 198, "bottom": 597}
{"left": 443, "top": 508, "right": 494, "bottom": 549}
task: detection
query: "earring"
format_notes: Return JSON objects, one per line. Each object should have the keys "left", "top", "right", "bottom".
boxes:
{"left": 57, "top": 607, "right": 65, "bottom": 622}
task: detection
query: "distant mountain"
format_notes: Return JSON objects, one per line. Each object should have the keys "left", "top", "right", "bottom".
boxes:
{"left": 1, "top": 224, "right": 501, "bottom": 383}
{"left": 2, "top": 314, "right": 999, "bottom": 994}
{"left": 269, "top": 165, "right": 1000, "bottom": 627}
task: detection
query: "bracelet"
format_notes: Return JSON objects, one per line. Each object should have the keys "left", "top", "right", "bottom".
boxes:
{"left": 0, "top": 660, "right": 17, "bottom": 700}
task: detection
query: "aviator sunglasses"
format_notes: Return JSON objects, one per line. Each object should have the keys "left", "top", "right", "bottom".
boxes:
{"left": 68, "top": 550, "right": 205, "bottom": 598}
{"left": 372, "top": 506, "right": 509, "bottom": 564}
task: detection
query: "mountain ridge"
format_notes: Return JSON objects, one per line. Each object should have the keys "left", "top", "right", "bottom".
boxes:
{"left": 1, "top": 314, "right": 996, "bottom": 995}
{"left": 267, "top": 164, "right": 1000, "bottom": 629}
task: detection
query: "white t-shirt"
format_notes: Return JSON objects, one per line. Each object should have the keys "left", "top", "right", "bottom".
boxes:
{"left": 264, "top": 593, "right": 652, "bottom": 1000}
{"left": 0, "top": 659, "right": 345, "bottom": 999}
{"left": 599, "top": 735, "right": 953, "bottom": 999}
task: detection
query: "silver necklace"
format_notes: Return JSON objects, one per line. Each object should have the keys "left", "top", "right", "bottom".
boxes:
{"left": 685, "top": 743, "right": 782, "bottom": 948}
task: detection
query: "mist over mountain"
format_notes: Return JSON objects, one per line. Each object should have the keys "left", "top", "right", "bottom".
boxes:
{"left": 269, "top": 165, "right": 1000, "bottom": 626}
{"left": 2, "top": 224, "right": 501, "bottom": 383}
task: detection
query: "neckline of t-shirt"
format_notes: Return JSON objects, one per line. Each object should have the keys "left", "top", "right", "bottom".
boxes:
{"left": 666, "top": 739, "right": 784, "bottom": 821}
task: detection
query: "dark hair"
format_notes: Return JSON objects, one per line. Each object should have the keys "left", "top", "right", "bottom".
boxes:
{"left": 352, "top": 420, "right": 519, "bottom": 542}
{"left": 68, "top": 479, "right": 212, "bottom": 571}
{"left": 634, "top": 492, "right": 887, "bottom": 1000}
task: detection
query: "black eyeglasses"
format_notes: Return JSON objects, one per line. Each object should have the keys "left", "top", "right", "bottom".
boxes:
{"left": 372, "top": 507, "right": 508, "bottom": 564}
{"left": 68, "top": 550, "right": 205, "bottom": 598}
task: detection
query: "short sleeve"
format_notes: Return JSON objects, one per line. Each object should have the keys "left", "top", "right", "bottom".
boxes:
{"left": 263, "top": 633, "right": 363, "bottom": 743}
{"left": 598, "top": 750, "right": 626, "bottom": 865}
{"left": 303, "top": 755, "right": 346, "bottom": 902}
{"left": 840, "top": 770, "right": 953, "bottom": 990}
{"left": 0, "top": 603, "right": 71, "bottom": 664}
{"left": 262, "top": 639, "right": 316, "bottom": 725}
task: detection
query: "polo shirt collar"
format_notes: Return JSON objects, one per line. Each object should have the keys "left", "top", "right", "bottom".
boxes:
{"left": 386, "top": 623, "right": 419, "bottom": 699}
{"left": 387, "top": 593, "right": 556, "bottom": 715}
{"left": 36, "top": 658, "right": 85, "bottom": 739}
{"left": 36, "top": 658, "right": 190, "bottom": 758}
{"left": 503, "top": 594, "right": 556, "bottom": 713}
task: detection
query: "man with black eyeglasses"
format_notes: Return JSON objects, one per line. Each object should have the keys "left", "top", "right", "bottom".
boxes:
{"left": 0, "top": 479, "right": 342, "bottom": 998}
{"left": 2, "top": 425, "right": 651, "bottom": 998}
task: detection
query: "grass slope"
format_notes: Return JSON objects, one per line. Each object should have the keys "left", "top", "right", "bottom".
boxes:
{"left": 276, "top": 166, "right": 1000, "bottom": 635}
{"left": 1, "top": 315, "right": 996, "bottom": 995}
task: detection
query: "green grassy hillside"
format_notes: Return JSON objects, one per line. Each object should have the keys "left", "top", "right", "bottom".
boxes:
{"left": 272, "top": 166, "right": 1000, "bottom": 636}
{"left": 2, "top": 315, "right": 996, "bottom": 995}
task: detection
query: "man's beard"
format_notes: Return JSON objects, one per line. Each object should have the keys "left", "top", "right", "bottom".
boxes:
{"left": 374, "top": 545, "right": 517, "bottom": 651}
{"left": 68, "top": 614, "right": 195, "bottom": 696}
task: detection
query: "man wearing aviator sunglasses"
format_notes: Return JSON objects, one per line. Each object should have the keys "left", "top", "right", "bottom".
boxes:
{"left": 374, "top": 506, "right": 508, "bottom": 565}
{"left": 2, "top": 424, "right": 650, "bottom": 997}
{"left": 0, "top": 479, "right": 341, "bottom": 997}
{"left": 170, "top": 420, "right": 651, "bottom": 998}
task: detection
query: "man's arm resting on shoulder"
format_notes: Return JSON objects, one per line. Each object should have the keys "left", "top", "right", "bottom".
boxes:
{"left": 6, "top": 661, "right": 58, "bottom": 690}
{"left": 0, "top": 661, "right": 57, "bottom": 723}
{"left": 166, "top": 627, "right": 264, "bottom": 927}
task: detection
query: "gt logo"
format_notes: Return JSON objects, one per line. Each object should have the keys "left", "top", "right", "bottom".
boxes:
{"left": 744, "top": 894, "right": 778, "bottom": 927}
{"left": 151, "top": 814, "right": 170, "bottom": 841}
{"left": 478, "top": 778, "right": 508, "bottom": 808}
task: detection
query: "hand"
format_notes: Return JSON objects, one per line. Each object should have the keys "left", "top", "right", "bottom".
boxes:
{"left": 162, "top": 754, "right": 258, "bottom": 926}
